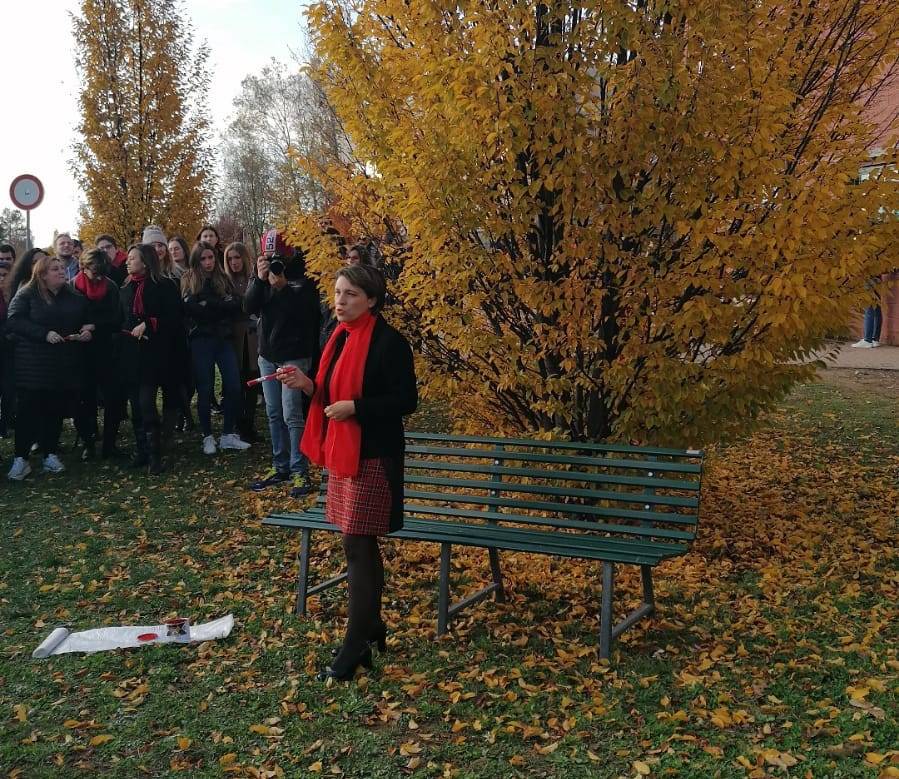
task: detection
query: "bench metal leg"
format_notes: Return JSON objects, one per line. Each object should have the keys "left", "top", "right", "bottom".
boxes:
{"left": 295, "top": 529, "right": 312, "bottom": 616}
{"left": 600, "top": 562, "right": 615, "bottom": 659}
{"left": 437, "top": 543, "right": 452, "bottom": 635}
{"left": 641, "top": 564, "right": 655, "bottom": 607}
{"left": 295, "top": 528, "right": 348, "bottom": 616}
{"left": 599, "top": 563, "right": 658, "bottom": 659}
{"left": 488, "top": 547, "right": 505, "bottom": 603}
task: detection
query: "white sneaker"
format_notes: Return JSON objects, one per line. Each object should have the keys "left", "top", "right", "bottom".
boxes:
{"left": 42, "top": 454, "right": 65, "bottom": 474}
{"left": 202, "top": 435, "right": 217, "bottom": 455}
{"left": 7, "top": 457, "right": 31, "bottom": 481}
{"left": 850, "top": 339, "right": 873, "bottom": 348}
{"left": 219, "top": 433, "right": 251, "bottom": 451}
{"left": 871, "top": 341, "right": 880, "bottom": 348}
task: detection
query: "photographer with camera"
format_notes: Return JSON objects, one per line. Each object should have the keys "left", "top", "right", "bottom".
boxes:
{"left": 245, "top": 229, "right": 320, "bottom": 497}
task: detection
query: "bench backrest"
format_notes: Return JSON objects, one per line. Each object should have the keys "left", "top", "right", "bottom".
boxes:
{"left": 315, "top": 432, "right": 704, "bottom": 546}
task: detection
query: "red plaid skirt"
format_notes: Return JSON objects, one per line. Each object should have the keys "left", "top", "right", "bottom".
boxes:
{"left": 326, "top": 457, "right": 393, "bottom": 536}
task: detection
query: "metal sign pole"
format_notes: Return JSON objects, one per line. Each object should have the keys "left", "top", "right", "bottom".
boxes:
{"left": 26, "top": 209, "right": 31, "bottom": 251}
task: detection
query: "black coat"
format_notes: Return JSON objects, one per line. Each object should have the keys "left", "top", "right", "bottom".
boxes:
{"left": 183, "top": 277, "right": 242, "bottom": 341}
{"left": 6, "top": 284, "right": 90, "bottom": 390}
{"left": 119, "top": 276, "right": 183, "bottom": 386}
{"left": 69, "top": 278, "right": 123, "bottom": 385}
{"left": 324, "top": 316, "right": 417, "bottom": 531}
{"left": 244, "top": 267, "right": 320, "bottom": 363}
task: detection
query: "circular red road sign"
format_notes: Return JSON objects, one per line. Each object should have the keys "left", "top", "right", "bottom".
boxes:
{"left": 9, "top": 174, "right": 44, "bottom": 210}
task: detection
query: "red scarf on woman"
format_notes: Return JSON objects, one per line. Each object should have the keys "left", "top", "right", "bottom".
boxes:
{"left": 73, "top": 271, "right": 108, "bottom": 302}
{"left": 128, "top": 272, "right": 158, "bottom": 331}
{"left": 301, "top": 310, "right": 377, "bottom": 478}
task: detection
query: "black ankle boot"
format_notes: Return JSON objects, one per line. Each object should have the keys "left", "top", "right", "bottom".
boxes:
{"left": 147, "top": 431, "right": 163, "bottom": 475}
{"left": 318, "top": 644, "right": 373, "bottom": 682}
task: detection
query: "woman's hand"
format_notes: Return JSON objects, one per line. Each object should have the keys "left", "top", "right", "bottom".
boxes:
{"left": 277, "top": 366, "right": 314, "bottom": 394}
{"left": 46, "top": 330, "right": 64, "bottom": 345}
{"left": 324, "top": 400, "right": 355, "bottom": 421}
{"left": 256, "top": 256, "right": 270, "bottom": 281}
{"left": 77, "top": 329, "right": 93, "bottom": 342}
{"left": 131, "top": 322, "right": 147, "bottom": 339}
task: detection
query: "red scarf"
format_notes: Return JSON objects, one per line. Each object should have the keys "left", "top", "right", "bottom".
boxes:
{"left": 73, "top": 271, "right": 108, "bottom": 302}
{"left": 112, "top": 249, "right": 127, "bottom": 268}
{"left": 128, "top": 272, "right": 158, "bottom": 332}
{"left": 301, "top": 310, "right": 377, "bottom": 478}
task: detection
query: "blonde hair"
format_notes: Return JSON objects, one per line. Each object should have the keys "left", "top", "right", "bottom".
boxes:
{"left": 25, "top": 255, "right": 64, "bottom": 303}
{"left": 223, "top": 242, "right": 252, "bottom": 286}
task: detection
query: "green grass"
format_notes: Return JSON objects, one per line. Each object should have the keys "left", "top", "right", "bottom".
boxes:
{"left": 1, "top": 378, "right": 896, "bottom": 778}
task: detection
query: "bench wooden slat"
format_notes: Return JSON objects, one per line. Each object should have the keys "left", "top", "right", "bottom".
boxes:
{"left": 404, "top": 460, "right": 701, "bottom": 491}
{"left": 403, "top": 489, "right": 697, "bottom": 525}
{"left": 263, "top": 513, "right": 680, "bottom": 565}
{"left": 403, "top": 474, "right": 700, "bottom": 508}
{"left": 406, "top": 445, "right": 702, "bottom": 474}
{"left": 406, "top": 432, "right": 702, "bottom": 459}
{"left": 278, "top": 504, "right": 698, "bottom": 541}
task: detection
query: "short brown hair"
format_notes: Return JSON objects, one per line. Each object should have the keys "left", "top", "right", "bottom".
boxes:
{"left": 336, "top": 264, "right": 387, "bottom": 314}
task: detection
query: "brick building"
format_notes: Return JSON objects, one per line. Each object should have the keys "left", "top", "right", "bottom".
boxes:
{"left": 852, "top": 76, "right": 899, "bottom": 345}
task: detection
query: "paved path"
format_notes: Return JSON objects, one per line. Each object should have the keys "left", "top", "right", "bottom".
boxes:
{"left": 818, "top": 340, "right": 899, "bottom": 370}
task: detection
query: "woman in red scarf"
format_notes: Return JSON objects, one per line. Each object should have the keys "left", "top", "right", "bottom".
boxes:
{"left": 71, "top": 249, "right": 123, "bottom": 459}
{"left": 119, "top": 243, "right": 183, "bottom": 474}
{"left": 280, "top": 264, "right": 417, "bottom": 681}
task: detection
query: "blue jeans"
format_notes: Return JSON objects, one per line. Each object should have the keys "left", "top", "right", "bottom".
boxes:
{"left": 863, "top": 306, "right": 882, "bottom": 343}
{"left": 192, "top": 335, "right": 241, "bottom": 436}
{"left": 258, "top": 356, "right": 310, "bottom": 475}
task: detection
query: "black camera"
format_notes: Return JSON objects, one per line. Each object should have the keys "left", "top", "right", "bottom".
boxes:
{"left": 268, "top": 256, "right": 286, "bottom": 276}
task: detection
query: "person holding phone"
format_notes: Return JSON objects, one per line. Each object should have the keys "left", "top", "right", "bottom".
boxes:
{"left": 6, "top": 255, "right": 93, "bottom": 479}
{"left": 278, "top": 264, "right": 417, "bottom": 681}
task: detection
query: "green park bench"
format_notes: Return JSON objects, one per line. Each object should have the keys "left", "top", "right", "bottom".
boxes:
{"left": 262, "top": 432, "right": 704, "bottom": 659}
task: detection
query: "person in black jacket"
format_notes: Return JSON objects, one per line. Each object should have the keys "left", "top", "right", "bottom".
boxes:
{"left": 6, "top": 255, "right": 94, "bottom": 480}
{"left": 279, "top": 264, "right": 417, "bottom": 681}
{"left": 181, "top": 241, "right": 250, "bottom": 455}
{"left": 119, "top": 244, "right": 182, "bottom": 474}
{"left": 71, "top": 248, "right": 124, "bottom": 460}
{"left": 245, "top": 229, "right": 320, "bottom": 497}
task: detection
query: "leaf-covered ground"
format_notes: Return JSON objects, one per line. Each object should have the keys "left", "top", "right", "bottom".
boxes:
{"left": 1, "top": 378, "right": 896, "bottom": 778}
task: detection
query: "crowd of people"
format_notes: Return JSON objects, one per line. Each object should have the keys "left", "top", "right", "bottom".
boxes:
{"left": 0, "top": 227, "right": 377, "bottom": 499}
{"left": 2, "top": 229, "right": 420, "bottom": 683}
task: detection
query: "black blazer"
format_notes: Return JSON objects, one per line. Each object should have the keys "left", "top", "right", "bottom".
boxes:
{"left": 326, "top": 315, "right": 417, "bottom": 531}
{"left": 119, "top": 276, "right": 182, "bottom": 386}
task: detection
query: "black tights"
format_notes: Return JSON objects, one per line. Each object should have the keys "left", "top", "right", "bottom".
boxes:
{"left": 334, "top": 534, "right": 385, "bottom": 667}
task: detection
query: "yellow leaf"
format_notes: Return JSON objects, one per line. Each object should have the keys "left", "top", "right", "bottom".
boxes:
{"left": 14, "top": 704, "right": 27, "bottom": 722}
{"left": 90, "top": 734, "right": 113, "bottom": 746}
{"left": 865, "top": 753, "right": 885, "bottom": 765}
{"left": 537, "top": 742, "right": 559, "bottom": 755}
{"left": 509, "top": 755, "right": 526, "bottom": 766}
{"left": 399, "top": 741, "right": 422, "bottom": 756}
{"left": 249, "top": 724, "right": 270, "bottom": 735}
{"left": 633, "top": 760, "right": 651, "bottom": 776}
{"left": 309, "top": 761, "right": 323, "bottom": 772}
{"left": 177, "top": 737, "right": 191, "bottom": 750}
{"left": 63, "top": 720, "right": 82, "bottom": 728}
{"left": 219, "top": 753, "right": 237, "bottom": 767}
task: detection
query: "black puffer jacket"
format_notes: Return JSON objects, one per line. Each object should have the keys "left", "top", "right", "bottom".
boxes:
{"left": 182, "top": 277, "right": 242, "bottom": 340}
{"left": 6, "top": 284, "right": 90, "bottom": 390}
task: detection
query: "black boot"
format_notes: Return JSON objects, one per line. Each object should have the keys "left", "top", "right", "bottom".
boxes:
{"left": 102, "top": 423, "right": 123, "bottom": 459}
{"left": 147, "top": 431, "right": 163, "bottom": 475}
{"left": 130, "top": 427, "right": 149, "bottom": 468}
{"left": 81, "top": 439, "right": 96, "bottom": 461}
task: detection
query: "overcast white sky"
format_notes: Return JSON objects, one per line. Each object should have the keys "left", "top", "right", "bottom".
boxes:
{"left": 0, "top": 0, "right": 306, "bottom": 245}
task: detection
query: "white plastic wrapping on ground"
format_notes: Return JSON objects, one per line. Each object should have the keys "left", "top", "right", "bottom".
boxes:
{"left": 31, "top": 614, "right": 234, "bottom": 659}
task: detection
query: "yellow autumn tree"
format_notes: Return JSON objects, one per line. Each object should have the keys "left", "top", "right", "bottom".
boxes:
{"left": 288, "top": 0, "right": 899, "bottom": 445}
{"left": 73, "top": 0, "right": 214, "bottom": 244}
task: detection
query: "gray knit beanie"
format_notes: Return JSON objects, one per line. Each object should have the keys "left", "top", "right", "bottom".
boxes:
{"left": 142, "top": 225, "right": 167, "bottom": 245}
